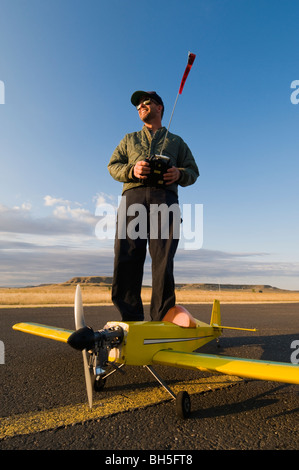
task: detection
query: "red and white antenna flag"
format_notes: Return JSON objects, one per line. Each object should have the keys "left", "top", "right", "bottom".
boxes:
{"left": 179, "top": 52, "right": 196, "bottom": 94}
{"left": 161, "top": 52, "right": 196, "bottom": 154}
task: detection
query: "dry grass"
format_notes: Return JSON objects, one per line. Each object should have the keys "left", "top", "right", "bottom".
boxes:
{"left": 1, "top": 284, "right": 299, "bottom": 307}
{"left": 0, "top": 285, "right": 112, "bottom": 307}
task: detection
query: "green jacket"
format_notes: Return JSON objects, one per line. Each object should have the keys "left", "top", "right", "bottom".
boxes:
{"left": 108, "top": 126, "right": 199, "bottom": 195}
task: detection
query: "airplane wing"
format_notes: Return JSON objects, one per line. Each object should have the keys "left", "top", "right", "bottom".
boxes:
{"left": 152, "top": 350, "right": 299, "bottom": 385}
{"left": 13, "top": 322, "right": 73, "bottom": 343}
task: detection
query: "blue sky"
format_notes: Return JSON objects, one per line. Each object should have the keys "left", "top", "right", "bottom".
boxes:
{"left": 0, "top": 0, "right": 299, "bottom": 289}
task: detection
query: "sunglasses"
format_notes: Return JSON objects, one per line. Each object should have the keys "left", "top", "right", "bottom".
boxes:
{"left": 136, "top": 98, "right": 157, "bottom": 110}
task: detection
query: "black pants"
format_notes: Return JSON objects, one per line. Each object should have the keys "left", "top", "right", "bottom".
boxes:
{"left": 112, "top": 187, "right": 180, "bottom": 321}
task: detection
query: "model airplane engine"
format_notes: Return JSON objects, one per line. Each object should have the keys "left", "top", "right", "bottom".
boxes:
{"left": 67, "top": 325, "right": 124, "bottom": 353}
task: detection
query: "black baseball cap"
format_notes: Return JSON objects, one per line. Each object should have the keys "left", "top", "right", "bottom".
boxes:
{"left": 131, "top": 90, "right": 164, "bottom": 108}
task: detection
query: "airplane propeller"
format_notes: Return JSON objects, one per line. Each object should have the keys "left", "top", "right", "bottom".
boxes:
{"left": 74, "top": 283, "right": 86, "bottom": 330}
{"left": 73, "top": 284, "right": 93, "bottom": 410}
{"left": 69, "top": 285, "right": 125, "bottom": 410}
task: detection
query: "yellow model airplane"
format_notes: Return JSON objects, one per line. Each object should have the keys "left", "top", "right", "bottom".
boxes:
{"left": 13, "top": 285, "right": 299, "bottom": 418}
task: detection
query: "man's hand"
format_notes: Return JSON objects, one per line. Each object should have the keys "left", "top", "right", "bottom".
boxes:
{"left": 163, "top": 166, "right": 181, "bottom": 185}
{"left": 134, "top": 160, "right": 150, "bottom": 180}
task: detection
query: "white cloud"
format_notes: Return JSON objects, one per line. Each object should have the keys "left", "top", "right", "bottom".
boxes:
{"left": 0, "top": 196, "right": 115, "bottom": 286}
{"left": 0, "top": 198, "right": 98, "bottom": 237}
{"left": 93, "top": 192, "right": 118, "bottom": 207}
{"left": 0, "top": 244, "right": 114, "bottom": 287}
{"left": 52, "top": 204, "right": 96, "bottom": 225}
{"left": 173, "top": 249, "right": 299, "bottom": 290}
{"left": 1, "top": 198, "right": 299, "bottom": 289}
{"left": 43, "top": 195, "right": 97, "bottom": 225}
{"left": 44, "top": 195, "right": 71, "bottom": 207}
{"left": 12, "top": 202, "right": 32, "bottom": 211}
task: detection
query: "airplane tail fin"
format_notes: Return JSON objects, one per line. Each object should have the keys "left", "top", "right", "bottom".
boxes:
{"left": 210, "top": 299, "right": 257, "bottom": 332}
{"left": 210, "top": 299, "right": 221, "bottom": 327}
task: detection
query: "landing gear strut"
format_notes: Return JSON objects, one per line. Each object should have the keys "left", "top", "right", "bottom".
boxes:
{"left": 145, "top": 365, "right": 191, "bottom": 419}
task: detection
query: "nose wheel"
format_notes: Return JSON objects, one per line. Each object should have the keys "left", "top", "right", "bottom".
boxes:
{"left": 94, "top": 375, "right": 106, "bottom": 392}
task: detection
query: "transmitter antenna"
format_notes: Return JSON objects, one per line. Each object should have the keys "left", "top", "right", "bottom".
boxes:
{"left": 160, "top": 52, "right": 196, "bottom": 155}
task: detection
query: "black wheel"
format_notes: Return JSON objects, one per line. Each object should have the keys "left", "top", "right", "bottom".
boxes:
{"left": 94, "top": 376, "right": 106, "bottom": 392}
{"left": 176, "top": 391, "right": 191, "bottom": 419}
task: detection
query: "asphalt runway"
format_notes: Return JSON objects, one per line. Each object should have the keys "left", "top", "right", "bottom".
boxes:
{"left": 0, "top": 302, "right": 299, "bottom": 451}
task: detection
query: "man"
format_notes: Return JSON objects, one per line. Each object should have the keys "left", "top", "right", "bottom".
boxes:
{"left": 108, "top": 90, "right": 199, "bottom": 322}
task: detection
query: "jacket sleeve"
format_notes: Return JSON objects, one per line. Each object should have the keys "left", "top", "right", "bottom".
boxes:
{"left": 176, "top": 139, "right": 199, "bottom": 187}
{"left": 107, "top": 135, "right": 137, "bottom": 183}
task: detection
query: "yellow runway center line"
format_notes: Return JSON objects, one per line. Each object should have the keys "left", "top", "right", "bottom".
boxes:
{"left": 0, "top": 375, "right": 242, "bottom": 439}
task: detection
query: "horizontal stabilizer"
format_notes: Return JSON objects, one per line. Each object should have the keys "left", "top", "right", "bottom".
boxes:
{"left": 217, "top": 325, "right": 257, "bottom": 332}
{"left": 13, "top": 322, "right": 73, "bottom": 343}
{"left": 153, "top": 350, "right": 299, "bottom": 385}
